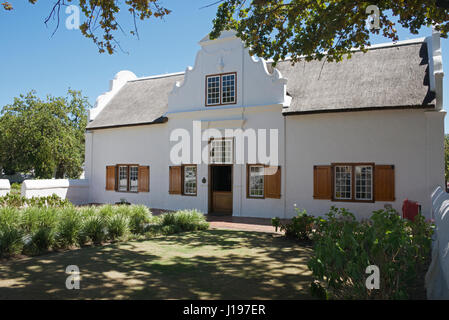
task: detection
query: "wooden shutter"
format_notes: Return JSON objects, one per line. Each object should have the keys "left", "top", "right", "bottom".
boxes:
{"left": 264, "top": 166, "right": 281, "bottom": 199}
{"left": 169, "top": 166, "right": 182, "bottom": 194}
{"left": 313, "top": 165, "right": 332, "bottom": 199}
{"left": 138, "top": 166, "right": 150, "bottom": 192}
{"left": 374, "top": 165, "right": 395, "bottom": 201}
{"left": 106, "top": 166, "right": 116, "bottom": 191}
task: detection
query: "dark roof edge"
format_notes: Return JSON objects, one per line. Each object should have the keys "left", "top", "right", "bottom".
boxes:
{"left": 282, "top": 104, "right": 436, "bottom": 116}
{"left": 86, "top": 116, "right": 168, "bottom": 131}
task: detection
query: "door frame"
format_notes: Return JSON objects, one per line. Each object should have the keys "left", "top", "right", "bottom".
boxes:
{"left": 208, "top": 164, "right": 233, "bottom": 215}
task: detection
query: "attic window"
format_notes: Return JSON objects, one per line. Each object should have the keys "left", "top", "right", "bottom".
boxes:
{"left": 206, "top": 73, "right": 236, "bottom": 106}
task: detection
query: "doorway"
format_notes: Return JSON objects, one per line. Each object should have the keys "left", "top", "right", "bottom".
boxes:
{"left": 209, "top": 165, "right": 233, "bottom": 215}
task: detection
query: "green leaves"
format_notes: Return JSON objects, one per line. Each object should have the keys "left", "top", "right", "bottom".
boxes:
{"left": 0, "top": 90, "right": 89, "bottom": 179}
{"left": 211, "top": 0, "right": 449, "bottom": 65}
{"left": 308, "top": 207, "right": 434, "bottom": 299}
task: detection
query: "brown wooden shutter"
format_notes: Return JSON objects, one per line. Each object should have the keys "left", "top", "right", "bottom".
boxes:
{"left": 138, "top": 166, "right": 150, "bottom": 192}
{"left": 169, "top": 166, "right": 182, "bottom": 194}
{"left": 264, "top": 166, "right": 281, "bottom": 199}
{"left": 313, "top": 165, "right": 332, "bottom": 199}
{"left": 106, "top": 166, "right": 116, "bottom": 191}
{"left": 374, "top": 165, "right": 395, "bottom": 201}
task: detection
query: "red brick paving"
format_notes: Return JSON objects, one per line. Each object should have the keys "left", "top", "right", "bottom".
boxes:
{"left": 150, "top": 209, "right": 284, "bottom": 233}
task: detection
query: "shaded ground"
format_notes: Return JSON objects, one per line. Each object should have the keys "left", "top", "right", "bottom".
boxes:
{"left": 0, "top": 229, "right": 314, "bottom": 300}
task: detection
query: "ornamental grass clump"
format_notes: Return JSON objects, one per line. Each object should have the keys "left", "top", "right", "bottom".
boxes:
{"left": 161, "top": 209, "right": 209, "bottom": 233}
{"left": 0, "top": 207, "right": 24, "bottom": 257}
{"left": 56, "top": 207, "right": 82, "bottom": 248}
{"left": 22, "top": 207, "right": 59, "bottom": 255}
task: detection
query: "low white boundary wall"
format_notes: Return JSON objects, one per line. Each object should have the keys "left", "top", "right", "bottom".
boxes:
{"left": 0, "top": 179, "right": 10, "bottom": 196}
{"left": 21, "top": 179, "right": 89, "bottom": 205}
{"left": 426, "top": 186, "right": 449, "bottom": 299}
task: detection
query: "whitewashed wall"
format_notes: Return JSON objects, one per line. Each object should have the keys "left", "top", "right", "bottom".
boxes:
{"left": 284, "top": 109, "right": 446, "bottom": 220}
{"left": 425, "top": 186, "right": 449, "bottom": 299}
{"left": 85, "top": 31, "right": 445, "bottom": 220}
{"left": 0, "top": 179, "right": 10, "bottom": 197}
{"left": 21, "top": 179, "right": 89, "bottom": 205}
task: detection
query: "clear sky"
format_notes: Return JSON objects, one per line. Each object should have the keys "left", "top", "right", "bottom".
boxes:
{"left": 1, "top": 1, "right": 448, "bottom": 132}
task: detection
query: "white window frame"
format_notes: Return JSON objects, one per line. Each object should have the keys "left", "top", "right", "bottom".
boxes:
{"left": 248, "top": 165, "right": 264, "bottom": 198}
{"left": 118, "top": 166, "right": 128, "bottom": 192}
{"left": 129, "top": 166, "right": 139, "bottom": 192}
{"left": 355, "top": 165, "right": 373, "bottom": 201}
{"left": 333, "top": 163, "right": 374, "bottom": 202}
{"left": 210, "top": 138, "right": 233, "bottom": 164}
{"left": 183, "top": 165, "right": 197, "bottom": 196}
{"left": 205, "top": 73, "right": 236, "bottom": 106}
{"left": 206, "top": 75, "right": 221, "bottom": 106}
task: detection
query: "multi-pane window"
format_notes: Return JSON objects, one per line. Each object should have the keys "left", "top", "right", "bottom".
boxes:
{"left": 206, "top": 75, "right": 220, "bottom": 105}
{"left": 118, "top": 166, "right": 128, "bottom": 192}
{"left": 206, "top": 73, "right": 236, "bottom": 106}
{"left": 334, "top": 166, "right": 352, "bottom": 200}
{"left": 129, "top": 166, "right": 139, "bottom": 192}
{"left": 355, "top": 166, "right": 373, "bottom": 200}
{"left": 222, "top": 74, "right": 235, "bottom": 104}
{"left": 334, "top": 164, "right": 374, "bottom": 201}
{"left": 249, "top": 165, "right": 264, "bottom": 198}
{"left": 183, "top": 165, "right": 197, "bottom": 195}
{"left": 210, "top": 138, "right": 233, "bottom": 164}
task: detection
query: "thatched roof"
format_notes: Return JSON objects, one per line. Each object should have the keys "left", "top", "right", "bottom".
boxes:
{"left": 277, "top": 40, "right": 435, "bottom": 115}
{"left": 87, "top": 39, "right": 434, "bottom": 130}
{"left": 86, "top": 74, "right": 183, "bottom": 130}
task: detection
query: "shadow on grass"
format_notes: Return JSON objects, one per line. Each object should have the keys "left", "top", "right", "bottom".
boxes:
{"left": 0, "top": 229, "right": 314, "bottom": 300}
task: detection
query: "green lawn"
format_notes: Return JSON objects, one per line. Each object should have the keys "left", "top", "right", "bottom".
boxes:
{"left": 0, "top": 229, "right": 314, "bottom": 300}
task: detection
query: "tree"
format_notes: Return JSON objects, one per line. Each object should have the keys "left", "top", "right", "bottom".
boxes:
{"left": 210, "top": 0, "right": 449, "bottom": 64}
{"left": 1, "top": 0, "right": 171, "bottom": 54}
{"left": 0, "top": 90, "right": 89, "bottom": 179}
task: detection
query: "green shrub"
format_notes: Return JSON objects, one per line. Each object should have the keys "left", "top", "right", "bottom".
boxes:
{"left": 308, "top": 207, "right": 434, "bottom": 300}
{"left": 22, "top": 207, "right": 58, "bottom": 254}
{"left": 0, "top": 207, "right": 24, "bottom": 257}
{"left": 272, "top": 207, "right": 315, "bottom": 241}
{"left": 10, "top": 183, "right": 21, "bottom": 195}
{"left": 271, "top": 217, "right": 281, "bottom": 232}
{"left": 108, "top": 213, "right": 130, "bottom": 240}
{"left": 0, "top": 193, "right": 72, "bottom": 208}
{"left": 161, "top": 209, "right": 209, "bottom": 232}
{"left": 56, "top": 207, "right": 82, "bottom": 247}
{"left": 81, "top": 214, "right": 108, "bottom": 245}
{"left": 128, "top": 205, "right": 152, "bottom": 234}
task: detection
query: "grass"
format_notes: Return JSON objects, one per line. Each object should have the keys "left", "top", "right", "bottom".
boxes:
{"left": 0, "top": 229, "right": 314, "bottom": 299}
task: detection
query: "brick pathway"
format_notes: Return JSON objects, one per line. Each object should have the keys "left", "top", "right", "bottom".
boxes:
{"left": 150, "top": 209, "right": 285, "bottom": 234}
{"left": 206, "top": 215, "right": 285, "bottom": 234}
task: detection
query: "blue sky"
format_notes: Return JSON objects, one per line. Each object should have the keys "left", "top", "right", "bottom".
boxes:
{"left": 1, "top": 1, "right": 448, "bottom": 132}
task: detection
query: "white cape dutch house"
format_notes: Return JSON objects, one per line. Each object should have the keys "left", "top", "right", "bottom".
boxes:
{"left": 84, "top": 30, "right": 445, "bottom": 220}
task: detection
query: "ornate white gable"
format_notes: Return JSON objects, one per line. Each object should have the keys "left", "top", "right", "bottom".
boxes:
{"left": 168, "top": 30, "right": 288, "bottom": 113}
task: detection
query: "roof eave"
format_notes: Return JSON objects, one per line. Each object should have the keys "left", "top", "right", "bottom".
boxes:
{"left": 86, "top": 116, "right": 168, "bottom": 131}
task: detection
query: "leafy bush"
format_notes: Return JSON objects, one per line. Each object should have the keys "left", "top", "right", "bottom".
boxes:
{"left": 272, "top": 207, "right": 315, "bottom": 241}
{"left": 161, "top": 209, "right": 209, "bottom": 232}
{"left": 0, "top": 193, "right": 72, "bottom": 208}
{"left": 0, "top": 207, "right": 24, "bottom": 257}
{"left": 308, "top": 207, "right": 434, "bottom": 299}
